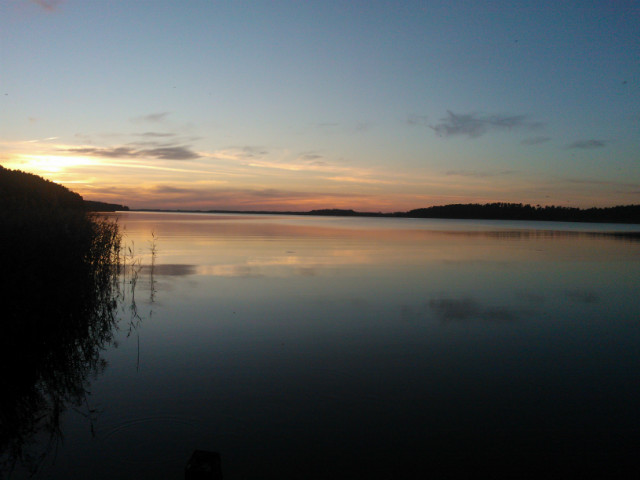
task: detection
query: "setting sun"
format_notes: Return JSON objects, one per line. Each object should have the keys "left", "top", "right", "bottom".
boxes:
{"left": 5, "top": 153, "right": 97, "bottom": 175}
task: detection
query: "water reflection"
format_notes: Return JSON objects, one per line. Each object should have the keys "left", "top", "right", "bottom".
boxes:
{"left": 116, "top": 212, "right": 640, "bottom": 281}
{"left": 0, "top": 217, "right": 122, "bottom": 477}
{"left": 140, "top": 264, "right": 197, "bottom": 276}
{"left": 564, "top": 289, "right": 600, "bottom": 304}
{"left": 6, "top": 212, "right": 639, "bottom": 478}
{"left": 428, "top": 297, "right": 522, "bottom": 322}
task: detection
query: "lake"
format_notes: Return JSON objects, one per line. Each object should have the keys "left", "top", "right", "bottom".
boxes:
{"left": 7, "top": 212, "right": 640, "bottom": 478}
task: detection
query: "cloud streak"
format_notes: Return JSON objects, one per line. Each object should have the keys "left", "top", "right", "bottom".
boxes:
{"left": 62, "top": 145, "right": 199, "bottom": 160}
{"left": 431, "top": 111, "right": 543, "bottom": 138}
{"left": 30, "top": 0, "right": 61, "bottom": 11}
{"left": 568, "top": 139, "right": 607, "bottom": 149}
{"left": 428, "top": 297, "right": 520, "bottom": 322}
{"left": 299, "top": 153, "right": 323, "bottom": 161}
{"left": 210, "top": 146, "right": 269, "bottom": 161}
{"left": 132, "top": 112, "right": 170, "bottom": 123}
{"left": 445, "top": 169, "right": 516, "bottom": 178}
{"left": 80, "top": 183, "right": 370, "bottom": 211}
{"left": 324, "top": 176, "right": 396, "bottom": 185}
{"left": 137, "top": 132, "right": 177, "bottom": 138}
{"left": 521, "top": 136, "right": 551, "bottom": 146}
{"left": 406, "top": 114, "right": 429, "bottom": 126}
{"left": 562, "top": 177, "right": 639, "bottom": 188}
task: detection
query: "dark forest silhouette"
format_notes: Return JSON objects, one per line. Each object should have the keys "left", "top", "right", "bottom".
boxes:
{"left": 0, "top": 166, "right": 123, "bottom": 476}
{"left": 280, "top": 204, "right": 640, "bottom": 223}
{"left": 0, "top": 165, "right": 128, "bottom": 212}
{"left": 401, "top": 202, "right": 640, "bottom": 223}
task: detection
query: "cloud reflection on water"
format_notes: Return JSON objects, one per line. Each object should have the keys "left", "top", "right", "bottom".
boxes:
{"left": 428, "top": 297, "right": 522, "bottom": 322}
{"left": 138, "top": 264, "right": 197, "bottom": 276}
{"left": 117, "top": 213, "right": 640, "bottom": 287}
{"left": 564, "top": 289, "right": 600, "bottom": 304}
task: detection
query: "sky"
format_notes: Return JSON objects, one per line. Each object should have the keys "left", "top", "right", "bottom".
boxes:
{"left": 1, "top": 0, "right": 639, "bottom": 211}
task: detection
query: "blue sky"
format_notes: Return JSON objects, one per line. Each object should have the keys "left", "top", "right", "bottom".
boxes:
{"left": 1, "top": 0, "right": 638, "bottom": 211}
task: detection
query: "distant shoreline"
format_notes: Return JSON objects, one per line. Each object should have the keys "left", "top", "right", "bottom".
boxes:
{"left": 2, "top": 166, "right": 636, "bottom": 224}
{"left": 127, "top": 203, "right": 640, "bottom": 225}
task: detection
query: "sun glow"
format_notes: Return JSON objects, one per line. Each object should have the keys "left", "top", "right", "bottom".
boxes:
{"left": 5, "top": 154, "right": 98, "bottom": 175}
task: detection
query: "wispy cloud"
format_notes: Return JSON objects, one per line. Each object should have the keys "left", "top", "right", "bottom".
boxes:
{"left": 568, "top": 139, "right": 607, "bottom": 149}
{"left": 213, "top": 146, "right": 269, "bottom": 160}
{"left": 406, "top": 114, "right": 429, "bottom": 126}
{"left": 62, "top": 144, "right": 199, "bottom": 160}
{"left": 132, "top": 112, "right": 170, "bottom": 123}
{"left": 354, "top": 122, "right": 372, "bottom": 132}
{"left": 324, "top": 176, "right": 396, "bottom": 185}
{"left": 431, "top": 111, "right": 543, "bottom": 138}
{"left": 304, "top": 121, "right": 370, "bottom": 135}
{"left": 561, "top": 177, "right": 639, "bottom": 189}
{"left": 25, "top": 136, "right": 59, "bottom": 143}
{"left": 80, "top": 183, "right": 369, "bottom": 211}
{"left": 445, "top": 169, "right": 517, "bottom": 178}
{"left": 137, "top": 132, "right": 176, "bottom": 138}
{"left": 298, "top": 153, "right": 323, "bottom": 161}
{"left": 30, "top": 0, "right": 62, "bottom": 12}
{"left": 521, "top": 136, "right": 551, "bottom": 146}
{"left": 148, "top": 185, "right": 200, "bottom": 194}
{"left": 294, "top": 152, "right": 330, "bottom": 167}
{"left": 209, "top": 148, "right": 333, "bottom": 173}
{"left": 144, "top": 146, "right": 199, "bottom": 160}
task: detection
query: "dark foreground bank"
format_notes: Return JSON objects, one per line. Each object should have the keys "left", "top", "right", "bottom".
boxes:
{"left": 0, "top": 167, "right": 122, "bottom": 476}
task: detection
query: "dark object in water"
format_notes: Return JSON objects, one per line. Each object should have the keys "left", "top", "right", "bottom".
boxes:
{"left": 185, "top": 450, "right": 222, "bottom": 480}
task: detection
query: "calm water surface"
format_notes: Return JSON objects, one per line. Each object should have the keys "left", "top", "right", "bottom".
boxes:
{"left": 15, "top": 213, "right": 640, "bottom": 478}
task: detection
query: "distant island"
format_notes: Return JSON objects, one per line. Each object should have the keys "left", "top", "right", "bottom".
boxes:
{"left": 400, "top": 203, "right": 640, "bottom": 224}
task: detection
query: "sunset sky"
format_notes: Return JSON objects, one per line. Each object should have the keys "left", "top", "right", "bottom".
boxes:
{"left": 1, "top": 0, "right": 639, "bottom": 211}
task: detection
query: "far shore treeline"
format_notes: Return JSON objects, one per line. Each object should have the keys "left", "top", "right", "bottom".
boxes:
{"left": 139, "top": 204, "right": 640, "bottom": 224}
{"left": 1, "top": 166, "right": 639, "bottom": 223}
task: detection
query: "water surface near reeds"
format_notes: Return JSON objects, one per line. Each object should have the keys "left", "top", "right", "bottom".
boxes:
{"left": 6, "top": 212, "right": 640, "bottom": 478}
